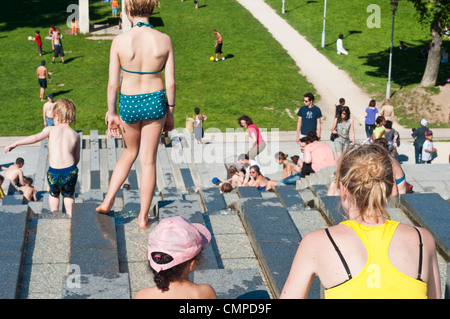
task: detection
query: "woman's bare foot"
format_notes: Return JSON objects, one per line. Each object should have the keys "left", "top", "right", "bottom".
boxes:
{"left": 96, "top": 201, "right": 113, "bottom": 214}
{"left": 138, "top": 213, "right": 151, "bottom": 229}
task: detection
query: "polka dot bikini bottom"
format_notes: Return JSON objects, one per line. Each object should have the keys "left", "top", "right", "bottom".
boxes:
{"left": 119, "top": 89, "right": 167, "bottom": 124}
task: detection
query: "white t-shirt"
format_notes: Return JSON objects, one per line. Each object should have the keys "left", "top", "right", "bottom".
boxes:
{"left": 421, "top": 140, "right": 433, "bottom": 161}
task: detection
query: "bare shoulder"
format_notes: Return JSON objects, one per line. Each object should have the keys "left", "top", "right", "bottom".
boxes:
{"left": 153, "top": 29, "right": 172, "bottom": 45}
{"left": 195, "top": 283, "right": 217, "bottom": 299}
{"left": 298, "top": 227, "right": 334, "bottom": 252}
{"left": 111, "top": 32, "right": 130, "bottom": 49}
{"left": 299, "top": 224, "right": 357, "bottom": 255}
{"left": 396, "top": 223, "right": 436, "bottom": 248}
{"left": 134, "top": 287, "right": 157, "bottom": 299}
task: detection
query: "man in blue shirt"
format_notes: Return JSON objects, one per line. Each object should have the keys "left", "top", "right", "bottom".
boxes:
{"left": 296, "top": 92, "right": 322, "bottom": 144}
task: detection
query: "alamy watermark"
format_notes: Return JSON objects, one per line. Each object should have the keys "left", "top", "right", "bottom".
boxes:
{"left": 66, "top": 264, "right": 81, "bottom": 289}
{"left": 169, "top": 127, "right": 281, "bottom": 175}
{"left": 367, "top": 4, "right": 381, "bottom": 29}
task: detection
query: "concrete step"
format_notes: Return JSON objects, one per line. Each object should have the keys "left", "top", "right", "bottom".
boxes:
{"left": 233, "top": 197, "right": 302, "bottom": 298}
{"left": 2, "top": 130, "right": 450, "bottom": 299}
{"left": 0, "top": 205, "right": 29, "bottom": 299}
{"left": 19, "top": 210, "right": 70, "bottom": 299}
{"left": 62, "top": 201, "right": 131, "bottom": 299}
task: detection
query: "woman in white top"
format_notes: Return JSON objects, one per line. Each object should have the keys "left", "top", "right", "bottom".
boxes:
{"left": 336, "top": 34, "right": 348, "bottom": 55}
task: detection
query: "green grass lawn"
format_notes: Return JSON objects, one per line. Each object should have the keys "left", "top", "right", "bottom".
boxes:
{"left": 265, "top": 0, "right": 450, "bottom": 128}
{"left": 0, "top": 0, "right": 314, "bottom": 136}
{"left": 2, "top": 1, "right": 448, "bottom": 136}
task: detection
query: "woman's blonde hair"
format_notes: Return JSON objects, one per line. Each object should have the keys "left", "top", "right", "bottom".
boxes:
{"left": 53, "top": 98, "right": 76, "bottom": 124}
{"left": 125, "top": 0, "right": 157, "bottom": 17}
{"left": 336, "top": 143, "right": 393, "bottom": 222}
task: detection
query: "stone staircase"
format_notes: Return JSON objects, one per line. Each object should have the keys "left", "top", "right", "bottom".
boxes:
{"left": 0, "top": 130, "right": 449, "bottom": 299}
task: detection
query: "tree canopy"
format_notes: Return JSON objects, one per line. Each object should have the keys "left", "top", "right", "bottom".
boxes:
{"left": 407, "top": 0, "right": 450, "bottom": 86}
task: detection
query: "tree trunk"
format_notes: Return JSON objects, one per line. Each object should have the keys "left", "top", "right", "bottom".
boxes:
{"left": 420, "top": 20, "right": 442, "bottom": 87}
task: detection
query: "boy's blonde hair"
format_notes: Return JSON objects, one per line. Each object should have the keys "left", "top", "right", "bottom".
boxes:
{"left": 336, "top": 143, "right": 393, "bottom": 222}
{"left": 125, "top": 0, "right": 157, "bottom": 17}
{"left": 53, "top": 98, "right": 76, "bottom": 124}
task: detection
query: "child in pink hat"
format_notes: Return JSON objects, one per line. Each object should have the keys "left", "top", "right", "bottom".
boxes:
{"left": 134, "top": 216, "right": 217, "bottom": 299}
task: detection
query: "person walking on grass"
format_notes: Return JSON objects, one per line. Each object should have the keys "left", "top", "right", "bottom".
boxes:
{"left": 37, "top": 60, "right": 51, "bottom": 101}
{"left": 51, "top": 28, "right": 65, "bottom": 64}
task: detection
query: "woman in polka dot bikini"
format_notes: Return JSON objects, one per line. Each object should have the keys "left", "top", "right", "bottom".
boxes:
{"left": 96, "top": 0, "right": 175, "bottom": 229}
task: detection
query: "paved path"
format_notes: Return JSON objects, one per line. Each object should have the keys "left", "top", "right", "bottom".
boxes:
{"left": 236, "top": 0, "right": 450, "bottom": 163}
{"left": 237, "top": 0, "right": 385, "bottom": 131}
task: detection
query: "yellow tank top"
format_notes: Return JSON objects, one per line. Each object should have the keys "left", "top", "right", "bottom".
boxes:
{"left": 325, "top": 219, "right": 427, "bottom": 299}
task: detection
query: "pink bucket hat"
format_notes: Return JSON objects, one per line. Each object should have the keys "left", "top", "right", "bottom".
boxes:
{"left": 147, "top": 216, "right": 211, "bottom": 272}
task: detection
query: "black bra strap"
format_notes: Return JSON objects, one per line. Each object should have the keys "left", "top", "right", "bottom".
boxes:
{"left": 413, "top": 227, "right": 423, "bottom": 281}
{"left": 325, "top": 229, "right": 352, "bottom": 280}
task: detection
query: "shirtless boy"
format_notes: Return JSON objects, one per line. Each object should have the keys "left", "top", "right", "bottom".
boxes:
{"left": 43, "top": 93, "right": 56, "bottom": 126}
{"left": 37, "top": 60, "right": 51, "bottom": 101}
{"left": 1, "top": 157, "right": 25, "bottom": 187}
{"left": 51, "top": 28, "right": 65, "bottom": 64}
{"left": 212, "top": 29, "right": 225, "bottom": 62}
{"left": 20, "top": 177, "right": 37, "bottom": 202}
{"left": 5, "top": 99, "right": 80, "bottom": 216}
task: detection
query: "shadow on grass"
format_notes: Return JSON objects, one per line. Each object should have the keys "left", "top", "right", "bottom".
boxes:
{"left": 52, "top": 89, "right": 73, "bottom": 98}
{"left": 1, "top": 1, "right": 74, "bottom": 32}
{"left": 358, "top": 40, "right": 434, "bottom": 88}
{"left": 324, "top": 30, "right": 363, "bottom": 48}
{"left": 63, "top": 56, "right": 83, "bottom": 64}
{"left": 284, "top": 0, "right": 318, "bottom": 13}
{"left": 1, "top": 0, "right": 123, "bottom": 32}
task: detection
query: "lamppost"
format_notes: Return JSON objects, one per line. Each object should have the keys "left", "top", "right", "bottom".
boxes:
{"left": 386, "top": 0, "right": 398, "bottom": 99}
{"left": 321, "top": 0, "right": 327, "bottom": 48}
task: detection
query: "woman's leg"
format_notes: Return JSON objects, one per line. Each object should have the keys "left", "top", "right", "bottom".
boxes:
{"left": 96, "top": 121, "right": 141, "bottom": 213}
{"left": 137, "top": 117, "right": 165, "bottom": 228}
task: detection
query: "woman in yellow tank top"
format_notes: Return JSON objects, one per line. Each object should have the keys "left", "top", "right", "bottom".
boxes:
{"left": 280, "top": 143, "right": 441, "bottom": 299}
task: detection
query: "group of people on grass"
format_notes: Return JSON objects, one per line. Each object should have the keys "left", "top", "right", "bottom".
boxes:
{"left": 3, "top": 0, "right": 443, "bottom": 300}
{"left": 31, "top": 25, "right": 66, "bottom": 101}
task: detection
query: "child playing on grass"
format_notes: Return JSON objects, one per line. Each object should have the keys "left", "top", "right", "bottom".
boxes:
{"left": 421, "top": 129, "right": 437, "bottom": 164}
{"left": 4, "top": 98, "right": 80, "bottom": 216}
{"left": 29, "top": 30, "right": 43, "bottom": 56}
{"left": 37, "top": 60, "right": 51, "bottom": 101}
{"left": 20, "top": 177, "right": 37, "bottom": 202}
{"left": 134, "top": 216, "right": 217, "bottom": 299}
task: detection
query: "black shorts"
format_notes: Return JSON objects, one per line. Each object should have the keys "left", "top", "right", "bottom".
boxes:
{"left": 215, "top": 42, "right": 223, "bottom": 54}
{"left": 38, "top": 78, "right": 47, "bottom": 89}
{"left": 54, "top": 45, "right": 64, "bottom": 57}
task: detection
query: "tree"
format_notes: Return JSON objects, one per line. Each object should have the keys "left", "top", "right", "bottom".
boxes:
{"left": 407, "top": 0, "right": 450, "bottom": 87}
